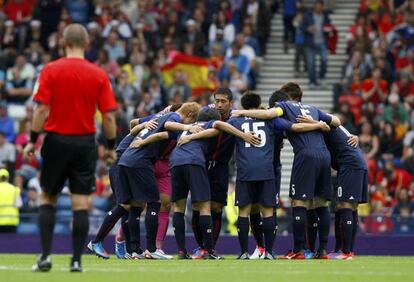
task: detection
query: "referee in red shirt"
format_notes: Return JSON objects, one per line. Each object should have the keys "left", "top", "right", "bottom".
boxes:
{"left": 24, "top": 24, "right": 117, "bottom": 272}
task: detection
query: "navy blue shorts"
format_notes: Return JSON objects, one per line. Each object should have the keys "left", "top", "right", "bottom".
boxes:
{"left": 108, "top": 164, "right": 122, "bottom": 204}
{"left": 235, "top": 179, "right": 277, "bottom": 207}
{"left": 289, "top": 149, "right": 332, "bottom": 200}
{"left": 171, "top": 165, "right": 211, "bottom": 203}
{"left": 118, "top": 165, "right": 159, "bottom": 204}
{"left": 335, "top": 168, "right": 368, "bottom": 203}
{"left": 207, "top": 162, "right": 229, "bottom": 205}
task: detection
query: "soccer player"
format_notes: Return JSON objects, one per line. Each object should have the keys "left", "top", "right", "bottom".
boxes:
{"left": 117, "top": 102, "right": 201, "bottom": 259}
{"left": 25, "top": 24, "right": 117, "bottom": 272}
{"left": 87, "top": 119, "right": 157, "bottom": 259}
{"left": 135, "top": 108, "right": 261, "bottom": 259}
{"left": 232, "top": 83, "right": 340, "bottom": 259}
{"left": 130, "top": 104, "right": 183, "bottom": 258}
{"left": 191, "top": 88, "right": 236, "bottom": 257}
{"left": 193, "top": 91, "right": 330, "bottom": 259}
{"left": 296, "top": 115, "right": 367, "bottom": 260}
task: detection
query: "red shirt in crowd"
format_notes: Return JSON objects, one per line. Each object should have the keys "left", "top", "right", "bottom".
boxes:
{"left": 33, "top": 57, "right": 117, "bottom": 135}
{"left": 395, "top": 56, "right": 414, "bottom": 71}
{"left": 3, "top": 0, "right": 34, "bottom": 23}
{"left": 376, "top": 168, "right": 413, "bottom": 197}
{"left": 361, "top": 79, "right": 388, "bottom": 104}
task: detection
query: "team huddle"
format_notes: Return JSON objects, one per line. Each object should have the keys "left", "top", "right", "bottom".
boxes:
{"left": 88, "top": 82, "right": 368, "bottom": 260}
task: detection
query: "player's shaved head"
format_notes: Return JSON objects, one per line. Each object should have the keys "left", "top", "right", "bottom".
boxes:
{"left": 280, "top": 82, "right": 303, "bottom": 102}
{"left": 63, "top": 23, "right": 89, "bottom": 49}
{"left": 241, "top": 91, "right": 261, "bottom": 110}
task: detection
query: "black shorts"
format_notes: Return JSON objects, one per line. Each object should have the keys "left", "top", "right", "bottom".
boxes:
{"left": 118, "top": 165, "right": 159, "bottom": 204}
{"left": 40, "top": 133, "right": 97, "bottom": 196}
{"left": 335, "top": 168, "right": 368, "bottom": 204}
{"left": 289, "top": 149, "right": 332, "bottom": 201}
{"left": 108, "top": 164, "right": 122, "bottom": 204}
{"left": 235, "top": 179, "right": 278, "bottom": 207}
{"left": 171, "top": 164, "right": 210, "bottom": 203}
{"left": 207, "top": 162, "right": 229, "bottom": 205}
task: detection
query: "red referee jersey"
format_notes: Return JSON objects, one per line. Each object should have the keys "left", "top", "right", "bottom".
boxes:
{"left": 33, "top": 57, "right": 117, "bottom": 135}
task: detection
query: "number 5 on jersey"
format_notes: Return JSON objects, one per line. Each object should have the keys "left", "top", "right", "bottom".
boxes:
{"left": 241, "top": 122, "right": 266, "bottom": 148}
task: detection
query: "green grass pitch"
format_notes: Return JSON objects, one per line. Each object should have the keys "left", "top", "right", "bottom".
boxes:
{"left": 1, "top": 255, "right": 414, "bottom": 282}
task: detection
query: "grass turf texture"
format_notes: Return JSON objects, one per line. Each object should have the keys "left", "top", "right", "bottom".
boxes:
{"left": 0, "top": 255, "right": 413, "bottom": 282}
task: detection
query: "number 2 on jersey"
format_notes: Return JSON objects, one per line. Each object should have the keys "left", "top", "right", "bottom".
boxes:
{"left": 241, "top": 122, "right": 266, "bottom": 147}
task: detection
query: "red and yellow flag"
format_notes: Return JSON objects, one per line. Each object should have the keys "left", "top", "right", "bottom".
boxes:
{"left": 161, "top": 52, "right": 215, "bottom": 96}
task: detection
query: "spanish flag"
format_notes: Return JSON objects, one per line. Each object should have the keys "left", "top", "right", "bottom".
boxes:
{"left": 161, "top": 52, "right": 214, "bottom": 96}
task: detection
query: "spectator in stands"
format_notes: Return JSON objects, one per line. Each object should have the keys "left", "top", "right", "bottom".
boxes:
{"left": 377, "top": 162, "right": 413, "bottom": 199}
{"left": 361, "top": 68, "right": 389, "bottom": 105}
{"left": 104, "top": 32, "right": 126, "bottom": 61}
{"left": 293, "top": 6, "right": 307, "bottom": 77}
{"left": 95, "top": 49, "right": 119, "bottom": 82}
{"left": 5, "top": 67, "right": 34, "bottom": 104}
{"left": 180, "top": 19, "right": 207, "bottom": 57}
{"left": 20, "top": 185, "right": 40, "bottom": 214}
{"left": 0, "top": 168, "right": 21, "bottom": 233}
{"left": 3, "top": 0, "right": 33, "bottom": 51}
{"left": 146, "top": 75, "right": 168, "bottom": 111}
{"left": 365, "top": 199, "right": 394, "bottom": 234}
{"left": 0, "top": 131, "right": 16, "bottom": 173}
{"left": 242, "top": 24, "right": 261, "bottom": 56}
{"left": 220, "top": 44, "right": 250, "bottom": 81}
{"left": 209, "top": 10, "right": 235, "bottom": 45}
{"left": 256, "top": 0, "right": 272, "bottom": 55}
{"left": 66, "top": 0, "right": 94, "bottom": 25}
{"left": 381, "top": 92, "right": 409, "bottom": 129}
{"left": 167, "top": 71, "right": 192, "bottom": 103}
{"left": 402, "top": 140, "right": 414, "bottom": 176}
{"left": 302, "top": 0, "right": 331, "bottom": 88}
{"left": 115, "top": 70, "right": 139, "bottom": 116}
{"left": 379, "top": 122, "right": 404, "bottom": 158}
{"left": 392, "top": 189, "right": 414, "bottom": 234}
{"left": 282, "top": 0, "right": 297, "bottom": 54}
{"left": 359, "top": 121, "right": 379, "bottom": 183}
{"left": 343, "top": 50, "right": 371, "bottom": 83}
{"left": 0, "top": 102, "right": 15, "bottom": 142}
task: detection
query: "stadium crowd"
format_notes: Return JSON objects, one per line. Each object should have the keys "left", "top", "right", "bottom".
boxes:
{"left": 332, "top": 0, "right": 414, "bottom": 233}
{"left": 0, "top": 0, "right": 414, "bottom": 236}
{"left": 0, "top": 0, "right": 274, "bottom": 234}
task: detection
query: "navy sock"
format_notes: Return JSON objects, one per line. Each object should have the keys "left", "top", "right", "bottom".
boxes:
{"left": 93, "top": 205, "right": 127, "bottom": 243}
{"left": 199, "top": 215, "right": 213, "bottom": 253}
{"left": 128, "top": 206, "right": 143, "bottom": 253}
{"left": 211, "top": 212, "right": 222, "bottom": 248}
{"left": 315, "top": 206, "right": 330, "bottom": 252}
{"left": 145, "top": 202, "right": 161, "bottom": 252}
{"left": 173, "top": 212, "right": 186, "bottom": 253}
{"left": 273, "top": 211, "right": 278, "bottom": 242}
{"left": 338, "top": 208, "right": 353, "bottom": 254}
{"left": 292, "top": 207, "right": 307, "bottom": 253}
{"left": 351, "top": 210, "right": 359, "bottom": 252}
{"left": 121, "top": 213, "right": 131, "bottom": 253}
{"left": 38, "top": 205, "right": 56, "bottom": 260}
{"left": 72, "top": 210, "right": 89, "bottom": 263}
{"left": 250, "top": 213, "right": 264, "bottom": 248}
{"left": 191, "top": 210, "right": 203, "bottom": 248}
{"left": 237, "top": 217, "right": 250, "bottom": 254}
{"left": 262, "top": 216, "right": 276, "bottom": 253}
{"left": 334, "top": 211, "right": 341, "bottom": 252}
{"left": 306, "top": 209, "right": 319, "bottom": 252}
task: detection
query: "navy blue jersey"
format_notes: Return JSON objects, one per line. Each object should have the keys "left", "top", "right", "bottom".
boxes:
{"left": 203, "top": 105, "right": 236, "bottom": 164}
{"left": 115, "top": 134, "right": 135, "bottom": 160}
{"left": 118, "top": 112, "right": 181, "bottom": 168}
{"left": 277, "top": 101, "right": 331, "bottom": 153}
{"left": 228, "top": 117, "right": 277, "bottom": 181}
{"left": 324, "top": 126, "right": 367, "bottom": 170}
{"left": 170, "top": 121, "right": 215, "bottom": 168}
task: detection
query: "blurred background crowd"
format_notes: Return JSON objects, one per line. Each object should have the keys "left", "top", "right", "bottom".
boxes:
{"left": 0, "top": 0, "right": 414, "bottom": 236}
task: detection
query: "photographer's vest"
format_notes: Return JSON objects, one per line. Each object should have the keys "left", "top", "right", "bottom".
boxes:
{"left": 0, "top": 182, "right": 20, "bottom": 226}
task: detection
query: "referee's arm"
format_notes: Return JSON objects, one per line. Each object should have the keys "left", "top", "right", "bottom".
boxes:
{"left": 23, "top": 104, "right": 49, "bottom": 158}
